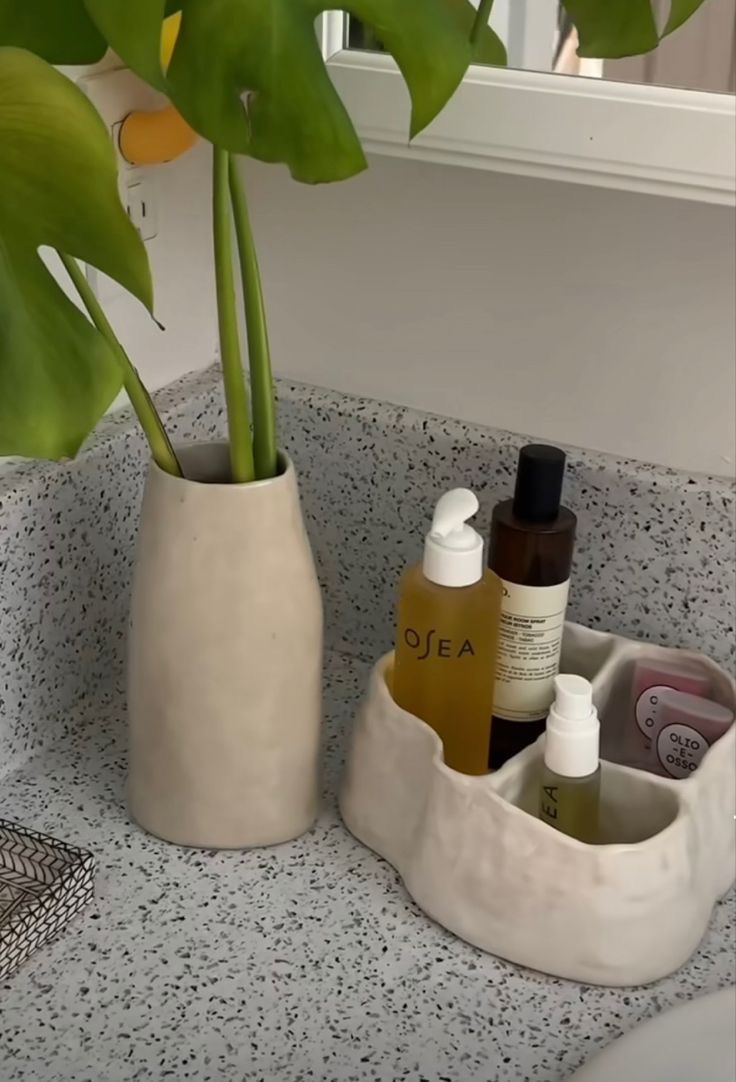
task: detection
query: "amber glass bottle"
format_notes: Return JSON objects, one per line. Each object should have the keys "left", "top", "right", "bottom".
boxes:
{"left": 488, "top": 445, "right": 576, "bottom": 770}
{"left": 392, "top": 489, "right": 501, "bottom": 775}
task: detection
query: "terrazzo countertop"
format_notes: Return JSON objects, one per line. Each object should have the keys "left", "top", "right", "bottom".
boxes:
{"left": 1, "top": 651, "right": 734, "bottom": 1082}
{"left": 3, "top": 366, "right": 734, "bottom": 779}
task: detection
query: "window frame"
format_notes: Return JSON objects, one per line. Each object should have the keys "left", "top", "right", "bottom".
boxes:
{"left": 321, "top": 12, "right": 736, "bottom": 206}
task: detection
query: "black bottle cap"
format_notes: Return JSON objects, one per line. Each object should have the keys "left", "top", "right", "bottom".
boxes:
{"left": 512, "top": 444, "right": 567, "bottom": 524}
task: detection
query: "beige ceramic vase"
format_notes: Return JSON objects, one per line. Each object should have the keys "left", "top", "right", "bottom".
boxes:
{"left": 127, "top": 443, "right": 323, "bottom": 848}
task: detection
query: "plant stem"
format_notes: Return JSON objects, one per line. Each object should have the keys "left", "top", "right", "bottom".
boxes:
{"left": 471, "top": 0, "right": 495, "bottom": 44}
{"left": 212, "top": 146, "right": 255, "bottom": 483}
{"left": 59, "top": 252, "right": 182, "bottom": 477}
{"left": 228, "top": 157, "right": 278, "bottom": 480}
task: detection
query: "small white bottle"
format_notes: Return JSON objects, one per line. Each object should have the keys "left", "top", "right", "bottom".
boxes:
{"left": 539, "top": 674, "right": 601, "bottom": 844}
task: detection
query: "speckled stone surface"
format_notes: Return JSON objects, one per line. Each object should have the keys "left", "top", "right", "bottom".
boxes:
{"left": 1, "top": 651, "right": 734, "bottom": 1082}
{"left": 1, "top": 364, "right": 734, "bottom": 778}
{"left": 1, "top": 374, "right": 735, "bottom": 1079}
{"left": 278, "top": 383, "right": 736, "bottom": 671}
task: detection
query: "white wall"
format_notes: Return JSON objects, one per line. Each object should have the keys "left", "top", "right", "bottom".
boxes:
{"left": 71, "top": 139, "right": 735, "bottom": 478}
{"left": 100, "top": 140, "right": 218, "bottom": 401}
{"left": 238, "top": 155, "right": 735, "bottom": 477}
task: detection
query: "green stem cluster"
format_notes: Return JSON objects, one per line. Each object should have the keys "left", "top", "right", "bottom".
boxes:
{"left": 471, "top": 0, "right": 495, "bottom": 43}
{"left": 212, "top": 148, "right": 277, "bottom": 483}
{"left": 228, "top": 157, "right": 277, "bottom": 480}
{"left": 60, "top": 252, "right": 182, "bottom": 477}
{"left": 62, "top": 147, "right": 278, "bottom": 486}
{"left": 212, "top": 147, "right": 255, "bottom": 484}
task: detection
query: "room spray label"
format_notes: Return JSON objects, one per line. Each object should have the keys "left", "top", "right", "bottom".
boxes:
{"left": 493, "top": 579, "right": 570, "bottom": 722}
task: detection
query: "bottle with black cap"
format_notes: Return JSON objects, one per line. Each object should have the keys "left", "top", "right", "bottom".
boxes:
{"left": 487, "top": 444, "right": 576, "bottom": 770}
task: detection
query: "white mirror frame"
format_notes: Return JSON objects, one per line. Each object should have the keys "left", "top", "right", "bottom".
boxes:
{"left": 321, "top": 13, "right": 736, "bottom": 206}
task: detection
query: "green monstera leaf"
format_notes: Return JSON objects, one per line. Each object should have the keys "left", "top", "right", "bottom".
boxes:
{"left": 663, "top": 0, "right": 709, "bottom": 36}
{"left": 165, "top": 0, "right": 482, "bottom": 183}
{"left": 0, "top": 1, "right": 182, "bottom": 88}
{"left": 562, "top": 0, "right": 710, "bottom": 58}
{"left": 434, "top": 0, "right": 506, "bottom": 66}
{"left": 351, "top": 3, "right": 507, "bottom": 67}
{"left": 0, "top": 48, "right": 153, "bottom": 460}
{"left": 0, "top": 0, "right": 184, "bottom": 73}
{"left": 0, "top": 1, "right": 105, "bottom": 63}
{"left": 83, "top": 0, "right": 169, "bottom": 90}
{"left": 77, "top": 0, "right": 502, "bottom": 182}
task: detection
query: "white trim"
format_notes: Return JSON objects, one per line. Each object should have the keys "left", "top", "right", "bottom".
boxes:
{"left": 321, "top": 18, "right": 735, "bottom": 205}
{"left": 504, "top": 0, "right": 559, "bottom": 72}
{"left": 319, "top": 11, "right": 344, "bottom": 59}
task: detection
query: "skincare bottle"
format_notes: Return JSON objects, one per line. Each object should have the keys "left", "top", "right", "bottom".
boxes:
{"left": 392, "top": 488, "right": 501, "bottom": 775}
{"left": 488, "top": 444, "right": 576, "bottom": 769}
{"left": 539, "top": 674, "right": 600, "bottom": 844}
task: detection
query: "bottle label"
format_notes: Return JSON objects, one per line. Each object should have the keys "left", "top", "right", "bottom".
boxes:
{"left": 540, "top": 784, "right": 560, "bottom": 824}
{"left": 635, "top": 684, "right": 674, "bottom": 752}
{"left": 656, "top": 723, "right": 709, "bottom": 778}
{"left": 401, "top": 627, "right": 478, "bottom": 661}
{"left": 539, "top": 772, "right": 600, "bottom": 844}
{"left": 492, "top": 579, "right": 570, "bottom": 722}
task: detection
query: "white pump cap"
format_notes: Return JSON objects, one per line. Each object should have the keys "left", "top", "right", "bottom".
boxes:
{"left": 544, "top": 674, "right": 600, "bottom": 778}
{"left": 423, "top": 488, "right": 484, "bottom": 587}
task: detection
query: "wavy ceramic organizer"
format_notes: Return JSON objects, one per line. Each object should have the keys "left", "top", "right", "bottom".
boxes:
{"left": 340, "top": 624, "right": 736, "bottom": 987}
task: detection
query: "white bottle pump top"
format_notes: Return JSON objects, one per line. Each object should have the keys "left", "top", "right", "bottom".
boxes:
{"left": 423, "top": 488, "right": 484, "bottom": 588}
{"left": 544, "top": 674, "right": 600, "bottom": 778}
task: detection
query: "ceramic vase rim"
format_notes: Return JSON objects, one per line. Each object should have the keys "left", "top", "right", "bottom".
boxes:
{"left": 150, "top": 441, "right": 293, "bottom": 491}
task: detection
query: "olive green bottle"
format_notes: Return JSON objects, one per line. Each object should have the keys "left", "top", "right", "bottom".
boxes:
{"left": 539, "top": 674, "right": 601, "bottom": 844}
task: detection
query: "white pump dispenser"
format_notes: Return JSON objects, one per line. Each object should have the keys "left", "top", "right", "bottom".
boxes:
{"left": 544, "top": 674, "right": 600, "bottom": 778}
{"left": 423, "top": 488, "right": 484, "bottom": 588}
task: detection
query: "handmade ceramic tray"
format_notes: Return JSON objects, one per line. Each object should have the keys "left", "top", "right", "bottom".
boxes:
{"left": 340, "top": 623, "right": 736, "bottom": 987}
{"left": 0, "top": 820, "right": 94, "bottom": 980}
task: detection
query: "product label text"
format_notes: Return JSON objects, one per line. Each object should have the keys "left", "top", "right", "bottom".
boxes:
{"left": 403, "top": 628, "right": 475, "bottom": 661}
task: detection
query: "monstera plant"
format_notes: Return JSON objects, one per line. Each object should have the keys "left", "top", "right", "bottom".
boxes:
{"left": 0, "top": 0, "right": 709, "bottom": 482}
{"left": 0, "top": 48, "right": 178, "bottom": 469}
{"left": 0, "top": 1, "right": 505, "bottom": 483}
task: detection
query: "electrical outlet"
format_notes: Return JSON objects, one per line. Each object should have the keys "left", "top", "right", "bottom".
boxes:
{"left": 126, "top": 177, "right": 158, "bottom": 242}
{"left": 78, "top": 68, "right": 164, "bottom": 301}
{"left": 85, "top": 170, "right": 159, "bottom": 303}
